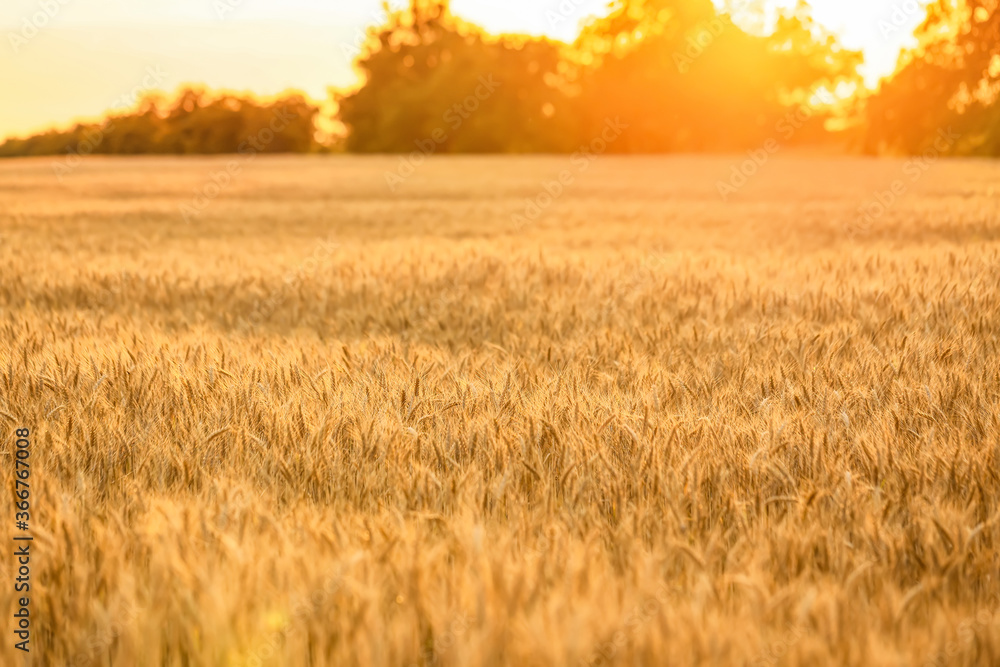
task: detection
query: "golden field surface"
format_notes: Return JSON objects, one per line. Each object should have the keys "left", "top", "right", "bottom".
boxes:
{"left": 1, "top": 154, "right": 1000, "bottom": 666}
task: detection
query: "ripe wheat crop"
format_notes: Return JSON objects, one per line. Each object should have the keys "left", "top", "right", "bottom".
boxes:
{"left": 1, "top": 155, "right": 999, "bottom": 666}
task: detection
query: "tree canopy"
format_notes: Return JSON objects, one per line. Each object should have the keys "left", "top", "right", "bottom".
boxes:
{"left": 337, "top": 0, "right": 862, "bottom": 153}
{"left": 0, "top": 87, "right": 318, "bottom": 158}
{"left": 336, "top": 0, "right": 577, "bottom": 153}
{"left": 864, "top": 0, "right": 1000, "bottom": 154}
{"left": 2, "top": 0, "right": 999, "bottom": 157}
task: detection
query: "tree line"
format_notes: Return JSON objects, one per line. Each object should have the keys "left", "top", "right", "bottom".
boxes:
{"left": 2, "top": 0, "right": 998, "bottom": 157}
{"left": 0, "top": 88, "right": 318, "bottom": 158}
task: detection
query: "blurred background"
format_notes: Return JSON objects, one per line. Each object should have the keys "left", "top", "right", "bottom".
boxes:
{"left": 1, "top": 0, "right": 998, "bottom": 157}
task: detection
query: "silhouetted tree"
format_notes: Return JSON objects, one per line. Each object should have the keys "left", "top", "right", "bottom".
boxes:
{"left": 338, "top": 0, "right": 860, "bottom": 154}
{"left": 864, "top": 0, "right": 1000, "bottom": 155}
{"left": 571, "top": 0, "right": 861, "bottom": 151}
{"left": 337, "top": 0, "right": 577, "bottom": 153}
{"left": 0, "top": 88, "right": 318, "bottom": 157}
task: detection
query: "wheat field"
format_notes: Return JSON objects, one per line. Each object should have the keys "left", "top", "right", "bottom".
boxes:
{"left": 1, "top": 154, "right": 999, "bottom": 666}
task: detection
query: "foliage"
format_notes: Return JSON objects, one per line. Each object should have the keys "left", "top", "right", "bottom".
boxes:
{"left": 339, "top": 0, "right": 862, "bottom": 153}
{"left": 3, "top": 1, "right": 999, "bottom": 156}
{"left": 570, "top": 0, "right": 861, "bottom": 151}
{"left": 0, "top": 87, "right": 318, "bottom": 157}
{"left": 864, "top": 0, "right": 1000, "bottom": 155}
{"left": 337, "top": 0, "right": 577, "bottom": 153}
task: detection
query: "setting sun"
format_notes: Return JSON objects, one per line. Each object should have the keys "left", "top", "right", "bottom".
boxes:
{"left": 454, "top": 0, "right": 930, "bottom": 84}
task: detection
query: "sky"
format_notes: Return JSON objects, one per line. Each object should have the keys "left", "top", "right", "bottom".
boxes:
{"left": 0, "top": 0, "right": 930, "bottom": 141}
